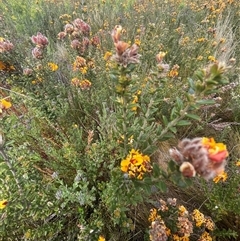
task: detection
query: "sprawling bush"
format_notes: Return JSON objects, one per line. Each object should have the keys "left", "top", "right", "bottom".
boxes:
{"left": 0, "top": 0, "right": 240, "bottom": 240}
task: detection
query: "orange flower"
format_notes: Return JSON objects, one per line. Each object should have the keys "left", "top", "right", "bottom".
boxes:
{"left": 202, "top": 137, "right": 228, "bottom": 163}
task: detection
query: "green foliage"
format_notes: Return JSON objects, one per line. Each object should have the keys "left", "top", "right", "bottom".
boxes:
{"left": 0, "top": 0, "right": 240, "bottom": 240}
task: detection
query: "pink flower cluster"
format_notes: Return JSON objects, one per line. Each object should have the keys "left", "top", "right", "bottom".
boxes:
{"left": 111, "top": 25, "right": 140, "bottom": 67}
{"left": 57, "top": 18, "right": 99, "bottom": 55}
{"left": 31, "top": 32, "right": 49, "bottom": 59}
{"left": 0, "top": 39, "right": 14, "bottom": 53}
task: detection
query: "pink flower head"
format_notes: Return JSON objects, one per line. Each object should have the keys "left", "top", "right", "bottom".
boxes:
{"left": 31, "top": 32, "right": 49, "bottom": 47}
{"left": 64, "top": 23, "right": 74, "bottom": 34}
{"left": 72, "top": 18, "right": 91, "bottom": 36}
{"left": 71, "top": 39, "right": 81, "bottom": 50}
{"left": 0, "top": 40, "right": 14, "bottom": 53}
{"left": 57, "top": 31, "right": 67, "bottom": 40}
{"left": 23, "top": 68, "right": 33, "bottom": 76}
{"left": 169, "top": 137, "right": 228, "bottom": 180}
{"left": 32, "top": 47, "right": 44, "bottom": 59}
{"left": 91, "top": 35, "right": 100, "bottom": 47}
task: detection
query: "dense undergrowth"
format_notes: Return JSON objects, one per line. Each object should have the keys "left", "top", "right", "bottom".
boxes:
{"left": 0, "top": 0, "right": 240, "bottom": 240}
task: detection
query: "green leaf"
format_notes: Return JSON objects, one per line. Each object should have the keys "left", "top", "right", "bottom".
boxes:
{"left": 159, "top": 132, "right": 175, "bottom": 141}
{"left": 176, "top": 120, "right": 191, "bottom": 126}
{"left": 169, "top": 126, "right": 177, "bottom": 133}
{"left": 152, "top": 163, "right": 161, "bottom": 177}
{"left": 196, "top": 99, "right": 215, "bottom": 105}
{"left": 185, "top": 113, "right": 201, "bottom": 121}
{"left": 210, "top": 63, "right": 218, "bottom": 75}
{"left": 168, "top": 160, "right": 177, "bottom": 172}
{"left": 206, "top": 79, "right": 218, "bottom": 85}
{"left": 162, "top": 115, "right": 168, "bottom": 126}
{"left": 155, "top": 181, "right": 167, "bottom": 193}
{"left": 176, "top": 97, "right": 183, "bottom": 109}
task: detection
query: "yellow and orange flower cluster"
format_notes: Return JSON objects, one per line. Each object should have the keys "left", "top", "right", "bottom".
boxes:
{"left": 120, "top": 149, "right": 152, "bottom": 179}
{"left": 148, "top": 198, "right": 215, "bottom": 241}
{"left": 71, "top": 78, "right": 92, "bottom": 90}
{"left": 73, "top": 56, "right": 88, "bottom": 74}
{"left": 201, "top": 137, "right": 228, "bottom": 163}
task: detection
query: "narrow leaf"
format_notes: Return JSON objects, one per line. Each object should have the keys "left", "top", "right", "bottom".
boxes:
{"left": 176, "top": 120, "right": 191, "bottom": 126}
{"left": 185, "top": 113, "right": 201, "bottom": 121}
{"left": 196, "top": 99, "right": 215, "bottom": 105}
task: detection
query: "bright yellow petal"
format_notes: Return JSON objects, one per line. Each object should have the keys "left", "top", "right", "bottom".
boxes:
{"left": 0, "top": 200, "right": 8, "bottom": 209}
{"left": 0, "top": 99, "right": 12, "bottom": 109}
{"left": 121, "top": 159, "right": 130, "bottom": 172}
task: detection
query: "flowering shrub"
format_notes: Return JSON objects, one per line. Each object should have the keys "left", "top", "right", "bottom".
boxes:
{"left": 0, "top": 0, "right": 240, "bottom": 240}
{"left": 148, "top": 198, "right": 215, "bottom": 241}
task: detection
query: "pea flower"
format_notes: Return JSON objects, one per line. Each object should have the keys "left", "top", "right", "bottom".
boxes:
{"left": 47, "top": 62, "right": 58, "bottom": 71}
{"left": 0, "top": 99, "right": 12, "bottom": 110}
{"left": 98, "top": 236, "right": 105, "bottom": 241}
{"left": 120, "top": 149, "right": 152, "bottom": 179}
{"left": 0, "top": 200, "right": 8, "bottom": 209}
{"left": 31, "top": 32, "right": 49, "bottom": 47}
{"left": 213, "top": 171, "right": 227, "bottom": 183}
{"left": 72, "top": 18, "right": 91, "bottom": 36}
{"left": 32, "top": 47, "right": 44, "bottom": 59}
{"left": 169, "top": 137, "right": 228, "bottom": 180}
{"left": 0, "top": 39, "right": 14, "bottom": 53}
{"left": 111, "top": 25, "right": 141, "bottom": 67}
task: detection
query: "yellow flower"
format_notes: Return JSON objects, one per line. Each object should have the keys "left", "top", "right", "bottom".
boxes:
{"left": 73, "top": 56, "right": 87, "bottom": 71}
{"left": 220, "top": 38, "right": 226, "bottom": 44}
{"left": 202, "top": 137, "right": 228, "bottom": 163}
{"left": 196, "top": 37, "right": 206, "bottom": 42}
{"left": 178, "top": 205, "right": 188, "bottom": 216}
{"left": 120, "top": 149, "right": 151, "bottom": 179}
{"left": 192, "top": 209, "right": 205, "bottom": 227}
{"left": 198, "top": 231, "right": 212, "bottom": 241}
{"left": 71, "top": 78, "right": 91, "bottom": 90}
{"left": 120, "top": 159, "right": 130, "bottom": 172}
{"left": 208, "top": 55, "right": 216, "bottom": 62}
{"left": 197, "top": 56, "right": 203, "bottom": 61}
{"left": 103, "top": 51, "right": 112, "bottom": 61}
{"left": 134, "top": 39, "right": 141, "bottom": 46}
{"left": 0, "top": 200, "right": 8, "bottom": 209}
{"left": 173, "top": 234, "right": 190, "bottom": 241}
{"left": 156, "top": 51, "right": 166, "bottom": 63}
{"left": 80, "top": 66, "right": 88, "bottom": 74}
{"left": 204, "top": 217, "right": 215, "bottom": 231}
{"left": 79, "top": 79, "right": 91, "bottom": 90}
{"left": 213, "top": 171, "right": 227, "bottom": 183}
{"left": 98, "top": 235, "right": 105, "bottom": 241}
{"left": 236, "top": 161, "right": 240, "bottom": 166}
{"left": 47, "top": 62, "right": 58, "bottom": 71}
{"left": 0, "top": 61, "right": 15, "bottom": 71}
{"left": 148, "top": 208, "right": 159, "bottom": 222}
{"left": 0, "top": 99, "right": 12, "bottom": 109}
